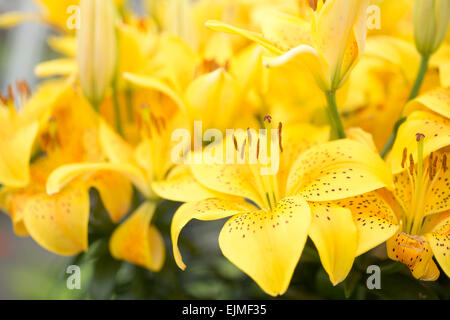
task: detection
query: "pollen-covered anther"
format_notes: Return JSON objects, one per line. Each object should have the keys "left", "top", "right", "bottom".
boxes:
{"left": 16, "top": 80, "right": 31, "bottom": 98}
{"left": 401, "top": 148, "right": 407, "bottom": 169}
{"left": 41, "top": 116, "right": 60, "bottom": 151}
{"left": 278, "top": 122, "right": 283, "bottom": 153}
{"left": 409, "top": 154, "right": 415, "bottom": 176}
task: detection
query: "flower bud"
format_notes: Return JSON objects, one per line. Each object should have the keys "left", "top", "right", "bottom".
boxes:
{"left": 164, "top": 0, "right": 197, "bottom": 50}
{"left": 414, "top": 0, "right": 450, "bottom": 56}
{"left": 77, "top": 0, "right": 118, "bottom": 107}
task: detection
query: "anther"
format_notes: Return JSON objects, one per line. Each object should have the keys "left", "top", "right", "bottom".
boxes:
{"left": 401, "top": 148, "right": 407, "bottom": 169}
{"left": 0, "top": 93, "right": 7, "bottom": 105}
{"left": 7, "top": 85, "right": 14, "bottom": 102}
{"left": 256, "top": 138, "right": 260, "bottom": 159}
{"left": 409, "top": 154, "right": 415, "bottom": 175}
{"left": 443, "top": 154, "right": 447, "bottom": 172}
{"left": 240, "top": 140, "right": 246, "bottom": 160}
{"left": 278, "top": 122, "right": 283, "bottom": 153}
{"left": 233, "top": 135, "right": 238, "bottom": 151}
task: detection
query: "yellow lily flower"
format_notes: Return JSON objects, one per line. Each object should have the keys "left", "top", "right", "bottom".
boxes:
{"left": 385, "top": 89, "right": 450, "bottom": 279}
{"left": 1, "top": 87, "right": 133, "bottom": 255}
{"left": 76, "top": 0, "right": 118, "bottom": 107}
{"left": 0, "top": 80, "right": 68, "bottom": 187}
{"left": 44, "top": 84, "right": 215, "bottom": 271}
{"left": 206, "top": 0, "right": 369, "bottom": 91}
{"left": 156, "top": 121, "right": 396, "bottom": 296}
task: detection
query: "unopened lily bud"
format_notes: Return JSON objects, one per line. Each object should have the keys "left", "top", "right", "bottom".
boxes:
{"left": 77, "top": 0, "right": 118, "bottom": 107}
{"left": 165, "top": 0, "right": 197, "bottom": 49}
{"left": 413, "top": 0, "right": 450, "bottom": 56}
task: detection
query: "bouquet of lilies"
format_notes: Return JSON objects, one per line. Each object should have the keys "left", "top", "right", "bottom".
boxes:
{"left": 0, "top": 0, "right": 449, "bottom": 299}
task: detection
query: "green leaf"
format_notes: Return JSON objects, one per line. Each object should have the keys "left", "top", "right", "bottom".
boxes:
{"left": 89, "top": 254, "right": 122, "bottom": 300}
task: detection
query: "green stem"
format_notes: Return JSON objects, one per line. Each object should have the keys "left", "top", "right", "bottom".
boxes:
{"left": 125, "top": 85, "right": 134, "bottom": 122}
{"left": 112, "top": 81, "right": 124, "bottom": 136}
{"left": 380, "top": 54, "right": 430, "bottom": 158}
{"left": 408, "top": 54, "right": 430, "bottom": 101}
{"left": 380, "top": 116, "right": 407, "bottom": 158}
{"left": 324, "top": 90, "right": 346, "bottom": 140}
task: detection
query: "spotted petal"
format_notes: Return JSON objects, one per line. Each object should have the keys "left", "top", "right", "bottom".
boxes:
{"left": 0, "top": 122, "right": 38, "bottom": 187}
{"left": 219, "top": 196, "right": 311, "bottom": 296}
{"left": 110, "top": 201, "right": 165, "bottom": 271}
{"left": 171, "top": 197, "right": 255, "bottom": 270}
{"left": 23, "top": 186, "right": 89, "bottom": 255}
{"left": 191, "top": 163, "right": 265, "bottom": 208}
{"left": 425, "top": 212, "right": 450, "bottom": 277}
{"left": 287, "top": 139, "right": 393, "bottom": 201}
{"left": 308, "top": 202, "right": 357, "bottom": 285}
{"left": 326, "top": 191, "right": 399, "bottom": 256}
{"left": 47, "top": 162, "right": 151, "bottom": 199}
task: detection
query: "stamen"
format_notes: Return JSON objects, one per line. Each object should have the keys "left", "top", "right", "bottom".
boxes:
{"left": 233, "top": 135, "right": 238, "bottom": 151}
{"left": 401, "top": 148, "right": 407, "bottom": 169}
{"left": 429, "top": 152, "right": 434, "bottom": 181}
{"left": 240, "top": 140, "right": 246, "bottom": 160}
{"left": 247, "top": 128, "right": 252, "bottom": 146}
{"left": 443, "top": 154, "right": 448, "bottom": 172}
{"left": 278, "top": 122, "right": 283, "bottom": 153}
{"left": 0, "top": 93, "right": 7, "bottom": 105}
{"left": 409, "top": 154, "right": 414, "bottom": 176}
{"left": 7, "top": 85, "right": 14, "bottom": 102}
{"left": 256, "top": 138, "right": 260, "bottom": 159}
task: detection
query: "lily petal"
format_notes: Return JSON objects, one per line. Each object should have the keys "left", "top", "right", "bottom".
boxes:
{"left": 308, "top": 202, "right": 357, "bottom": 285}
{"left": 252, "top": 9, "right": 312, "bottom": 51}
{"left": 0, "top": 122, "right": 39, "bottom": 187}
{"left": 404, "top": 87, "right": 450, "bottom": 119}
{"left": 326, "top": 191, "right": 399, "bottom": 256}
{"left": 35, "top": 59, "right": 77, "bottom": 78}
{"left": 0, "top": 12, "right": 41, "bottom": 28}
{"left": 152, "top": 165, "right": 218, "bottom": 202}
{"left": 389, "top": 111, "right": 450, "bottom": 174}
{"left": 425, "top": 212, "right": 450, "bottom": 277}
{"left": 287, "top": 139, "right": 393, "bottom": 201}
{"left": 23, "top": 186, "right": 89, "bottom": 255}
{"left": 123, "top": 72, "right": 187, "bottom": 113}
{"left": 205, "top": 20, "right": 284, "bottom": 55}
{"left": 171, "top": 197, "right": 255, "bottom": 270}
{"left": 88, "top": 171, "right": 133, "bottom": 223}
{"left": 99, "top": 121, "right": 135, "bottom": 164}
{"left": 219, "top": 196, "right": 311, "bottom": 296}
{"left": 47, "top": 162, "right": 151, "bottom": 199}
{"left": 387, "top": 232, "right": 439, "bottom": 281}
{"left": 110, "top": 201, "right": 165, "bottom": 271}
